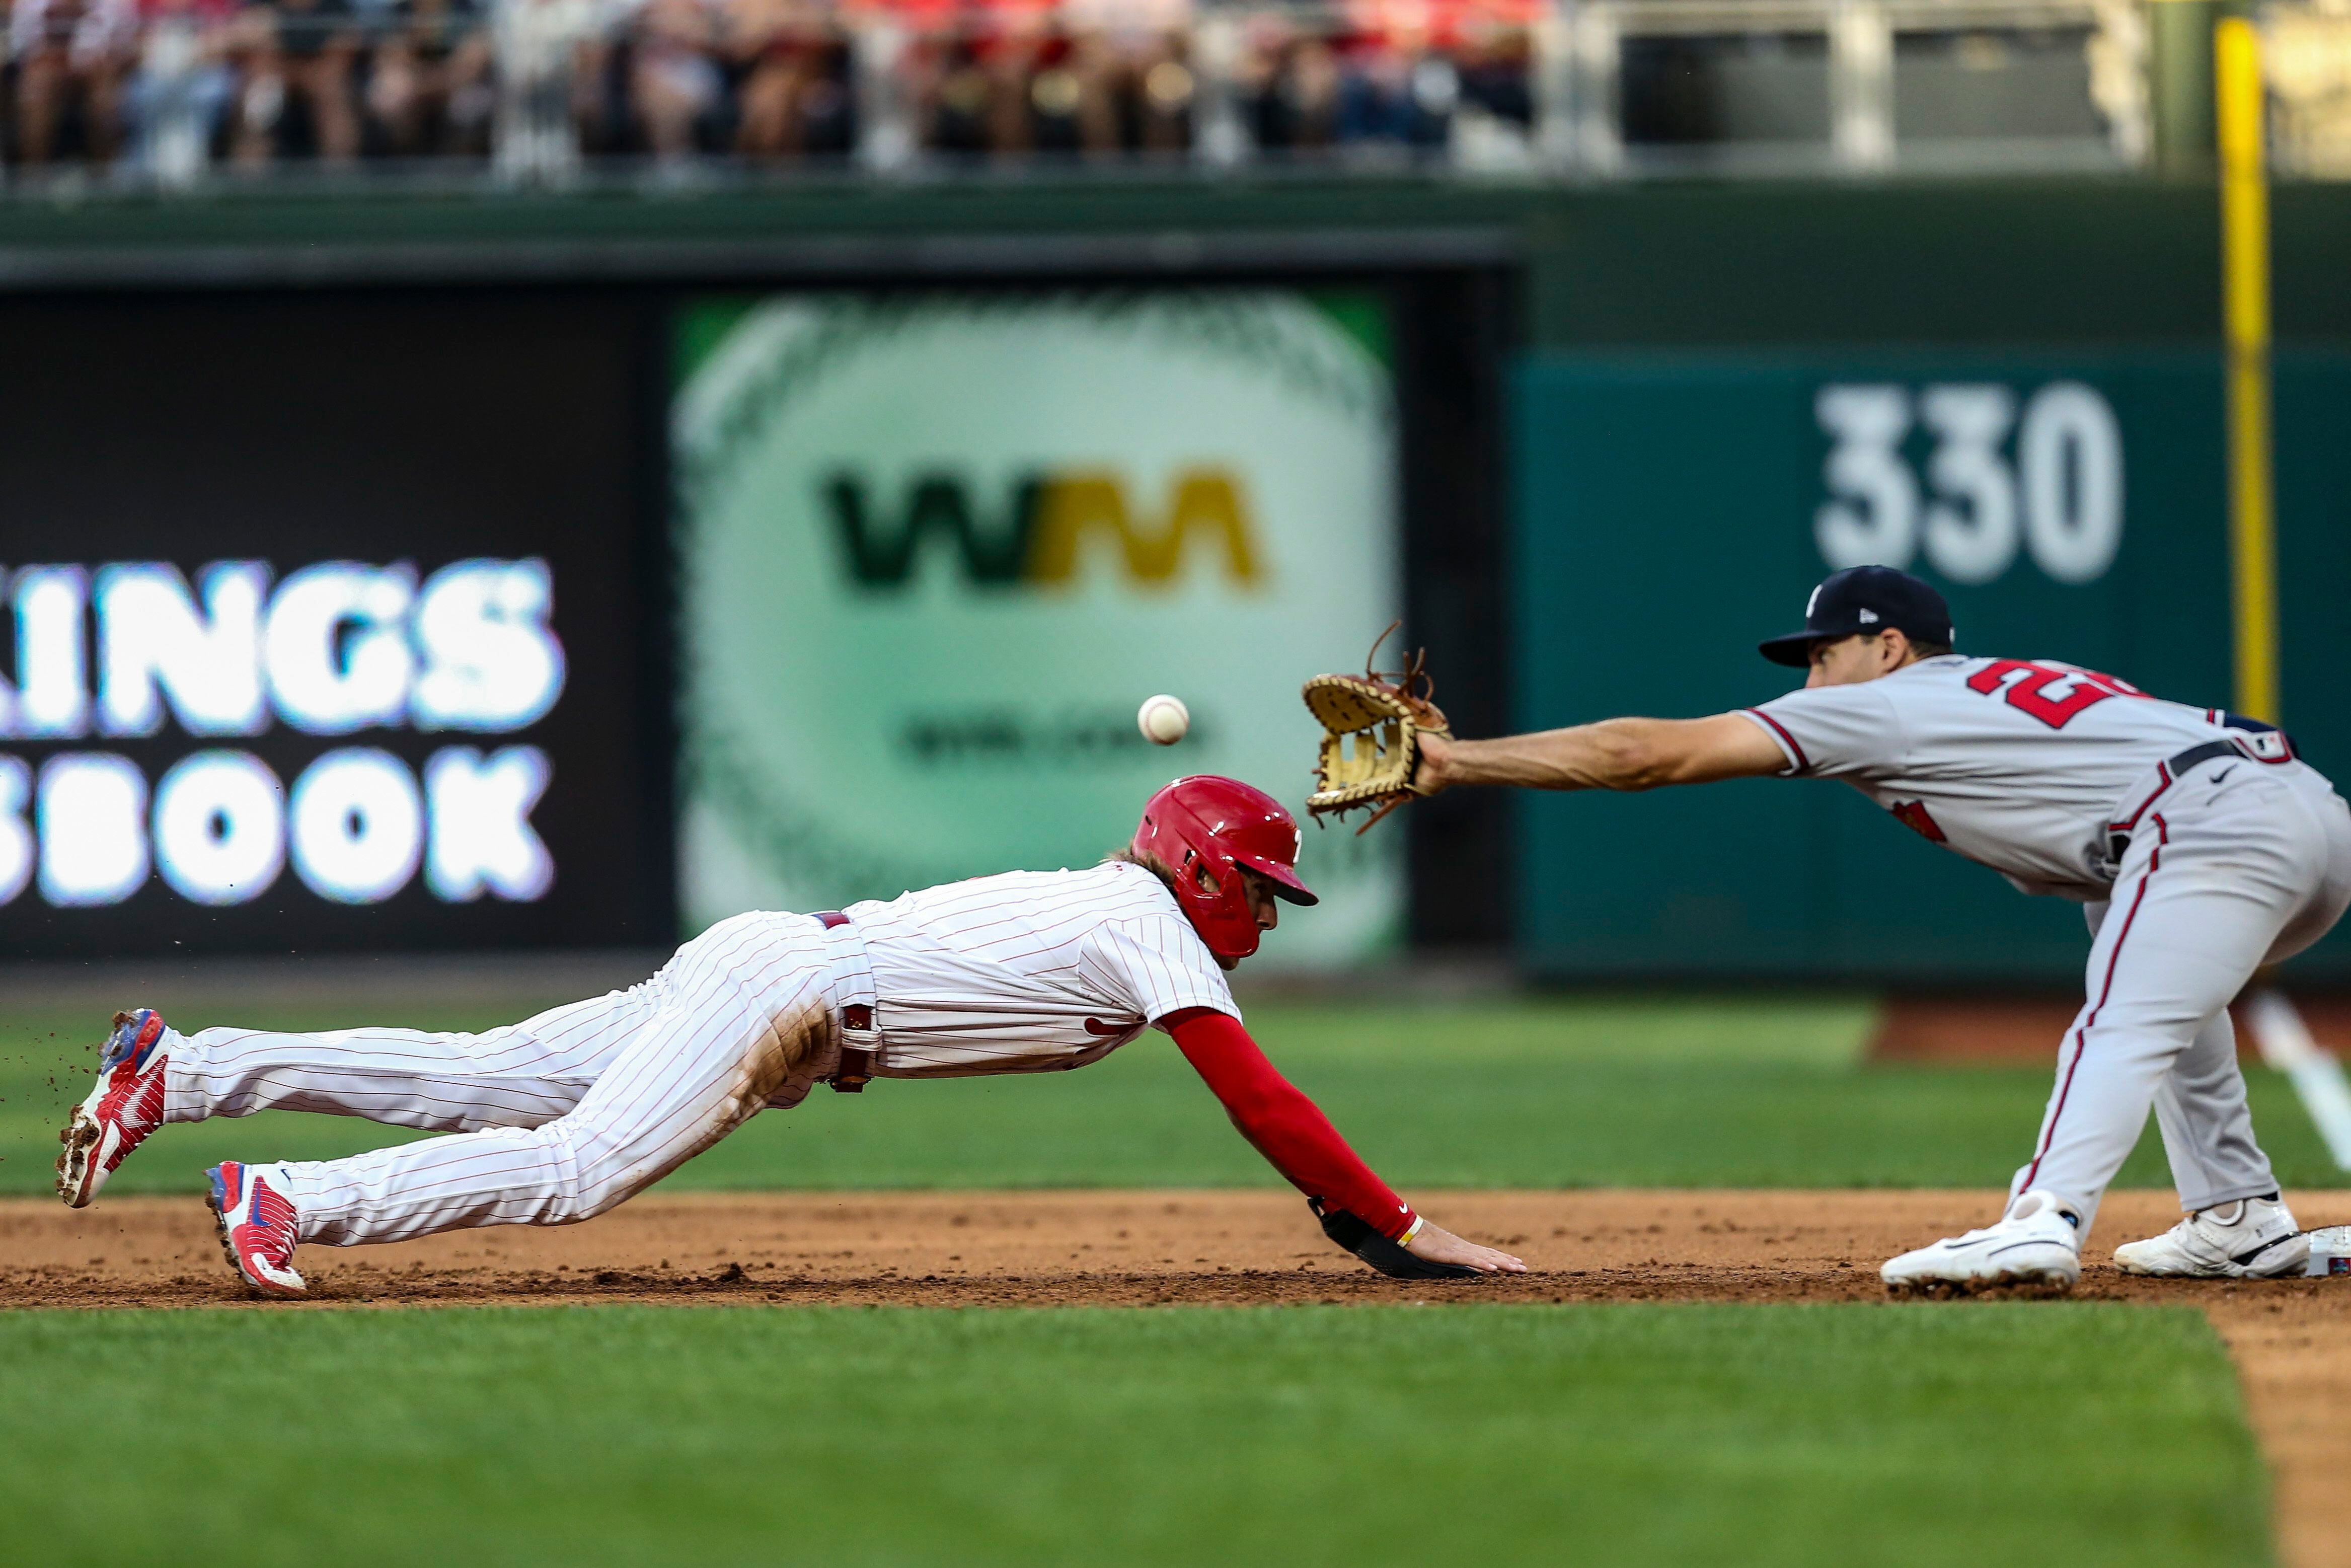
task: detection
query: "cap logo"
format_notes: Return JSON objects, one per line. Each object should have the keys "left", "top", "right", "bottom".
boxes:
{"left": 1858, "top": 608, "right": 1879, "bottom": 624}
{"left": 1805, "top": 586, "right": 1822, "bottom": 618}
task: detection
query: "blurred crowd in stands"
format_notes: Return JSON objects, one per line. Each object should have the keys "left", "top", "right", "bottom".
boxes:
{"left": 0, "top": 0, "right": 1540, "bottom": 172}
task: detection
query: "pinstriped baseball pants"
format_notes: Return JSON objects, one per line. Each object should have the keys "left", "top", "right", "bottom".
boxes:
{"left": 2011, "top": 764, "right": 2351, "bottom": 1235}
{"left": 159, "top": 912, "right": 841, "bottom": 1247}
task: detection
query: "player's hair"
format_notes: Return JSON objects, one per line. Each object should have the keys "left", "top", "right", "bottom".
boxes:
{"left": 1104, "top": 847, "right": 1183, "bottom": 894}
{"left": 1905, "top": 638, "right": 1953, "bottom": 661}
{"left": 1108, "top": 845, "right": 1251, "bottom": 899}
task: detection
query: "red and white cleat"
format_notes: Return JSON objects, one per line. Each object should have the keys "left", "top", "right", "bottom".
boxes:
{"left": 207, "top": 1162, "right": 307, "bottom": 1298}
{"left": 56, "top": 1009, "right": 173, "bottom": 1209}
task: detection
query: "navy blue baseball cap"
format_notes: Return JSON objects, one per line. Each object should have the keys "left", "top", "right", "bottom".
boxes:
{"left": 1758, "top": 566, "right": 1955, "bottom": 667}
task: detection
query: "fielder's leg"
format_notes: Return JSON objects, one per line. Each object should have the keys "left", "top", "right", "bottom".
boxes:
{"left": 2051, "top": 905, "right": 2275, "bottom": 1215}
{"left": 2013, "top": 775, "right": 2345, "bottom": 1239}
{"left": 1884, "top": 774, "right": 2341, "bottom": 1294}
{"left": 2149, "top": 1007, "right": 2272, "bottom": 1213}
{"left": 2110, "top": 999, "right": 2307, "bottom": 1277}
{"left": 2111, "top": 778, "right": 2351, "bottom": 1277}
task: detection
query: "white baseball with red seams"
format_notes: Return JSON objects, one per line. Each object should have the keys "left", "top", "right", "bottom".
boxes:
{"left": 1740, "top": 655, "right": 2351, "bottom": 1231}
{"left": 156, "top": 862, "right": 1240, "bottom": 1248}
{"left": 1137, "top": 695, "right": 1190, "bottom": 745}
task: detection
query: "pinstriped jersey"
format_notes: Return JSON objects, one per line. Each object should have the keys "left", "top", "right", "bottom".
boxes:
{"left": 1737, "top": 654, "right": 2318, "bottom": 900}
{"left": 845, "top": 860, "right": 1239, "bottom": 1078}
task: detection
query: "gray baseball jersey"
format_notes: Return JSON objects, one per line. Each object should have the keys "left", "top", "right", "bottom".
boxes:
{"left": 1737, "top": 654, "right": 2309, "bottom": 900}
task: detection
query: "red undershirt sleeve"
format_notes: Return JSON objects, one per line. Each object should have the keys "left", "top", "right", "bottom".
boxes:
{"left": 1162, "top": 1007, "right": 1417, "bottom": 1241}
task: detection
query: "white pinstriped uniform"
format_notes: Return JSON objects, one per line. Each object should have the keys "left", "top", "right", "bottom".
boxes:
{"left": 1741, "top": 656, "right": 2351, "bottom": 1233}
{"left": 159, "top": 862, "right": 1238, "bottom": 1247}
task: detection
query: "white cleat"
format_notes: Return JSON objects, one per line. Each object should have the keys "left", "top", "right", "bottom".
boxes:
{"left": 2112, "top": 1196, "right": 2308, "bottom": 1279}
{"left": 1882, "top": 1190, "right": 2083, "bottom": 1295}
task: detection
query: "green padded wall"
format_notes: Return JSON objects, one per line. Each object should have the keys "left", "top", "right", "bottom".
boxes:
{"left": 1514, "top": 349, "right": 2351, "bottom": 981}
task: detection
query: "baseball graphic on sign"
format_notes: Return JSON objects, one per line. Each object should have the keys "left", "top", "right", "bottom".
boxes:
{"left": 1138, "top": 695, "right": 1189, "bottom": 745}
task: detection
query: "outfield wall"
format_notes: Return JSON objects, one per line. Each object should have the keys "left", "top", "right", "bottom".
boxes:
{"left": 0, "top": 177, "right": 2343, "bottom": 979}
{"left": 1502, "top": 182, "right": 2351, "bottom": 981}
{"left": 1512, "top": 349, "right": 2351, "bottom": 982}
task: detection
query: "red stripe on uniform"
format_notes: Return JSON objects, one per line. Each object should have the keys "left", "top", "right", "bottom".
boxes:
{"left": 2106, "top": 762, "right": 2174, "bottom": 835}
{"left": 1742, "top": 709, "right": 1809, "bottom": 772}
{"left": 2022, "top": 814, "right": 2167, "bottom": 1189}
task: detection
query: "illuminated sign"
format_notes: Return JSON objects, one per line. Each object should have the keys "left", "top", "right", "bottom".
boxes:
{"left": 0, "top": 558, "right": 562, "bottom": 911}
{"left": 673, "top": 291, "right": 1403, "bottom": 966}
{"left": 824, "top": 469, "right": 1265, "bottom": 588}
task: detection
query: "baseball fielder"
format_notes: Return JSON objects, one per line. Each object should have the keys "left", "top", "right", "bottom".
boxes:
{"left": 57, "top": 775, "right": 1525, "bottom": 1295}
{"left": 1412, "top": 565, "right": 2351, "bottom": 1292}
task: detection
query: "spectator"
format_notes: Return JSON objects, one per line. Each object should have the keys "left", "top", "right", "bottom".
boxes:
{"left": 565, "top": 0, "right": 632, "bottom": 153}
{"left": 230, "top": 0, "right": 364, "bottom": 164}
{"left": 365, "top": 0, "right": 495, "bottom": 156}
{"left": 1061, "top": 0, "right": 1192, "bottom": 157}
{"left": 13, "top": 0, "right": 140, "bottom": 165}
{"left": 1453, "top": 12, "right": 1532, "bottom": 129}
{"left": 1335, "top": 0, "right": 1451, "bottom": 148}
{"left": 981, "top": 4, "right": 1049, "bottom": 155}
{"left": 630, "top": 0, "right": 724, "bottom": 157}
{"left": 1, "top": 0, "right": 1543, "bottom": 174}
{"left": 730, "top": 0, "right": 851, "bottom": 159}
{"left": 122, "top": 0, "right": 241, "bottom": 176}
{"left": 920, "top": 29, "right": 993, "bottom": 153}
{"left": 1239, "top": 15, "right": 1339, "bottom": 151}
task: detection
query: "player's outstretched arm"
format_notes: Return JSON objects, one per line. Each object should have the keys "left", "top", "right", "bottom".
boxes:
{"left": 1416, "top": 713, "right": 1785, "bottom": 795}
{"left": 1162, "top": 1008, "right": 1525, "bottom": 1276}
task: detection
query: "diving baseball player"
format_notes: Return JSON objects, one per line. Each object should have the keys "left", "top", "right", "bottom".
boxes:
{"left": 57, "top": 775, "right": 1525, "bottom": 1295}
{"left": 1413, "top": 565, "right": 2351, "bottom": 1293}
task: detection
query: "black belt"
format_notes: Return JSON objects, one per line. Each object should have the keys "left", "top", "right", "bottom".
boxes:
{"left": 814, "top": 910, "right": 874, "bottom": 1093}
{"left": 2165, "top": 738, "right": 2243, "bottom": 778}
{"left": 2104, "top": 739, "right": 2249, "bottom": 863}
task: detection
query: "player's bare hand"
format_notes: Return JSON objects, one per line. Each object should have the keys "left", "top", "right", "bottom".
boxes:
{"left": 1407, "top": 1219, "right": 1526, "bottom": 1274}
{"left": 1413, "top": 732, "right": 1455, "bottom": 796}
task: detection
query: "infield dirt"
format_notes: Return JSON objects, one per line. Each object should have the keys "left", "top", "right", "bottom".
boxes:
{"left": 7, "top": 1188, "right": 2347, "bottom": 1568}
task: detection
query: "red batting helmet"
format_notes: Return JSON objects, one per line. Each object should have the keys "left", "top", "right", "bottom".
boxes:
{"left": 1131, "top": 776, "right": 1318, "bottom": 962}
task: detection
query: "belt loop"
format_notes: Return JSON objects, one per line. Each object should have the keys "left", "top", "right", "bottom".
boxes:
{"left": 812, "top": 911, "right": 879, "bottom": 1092}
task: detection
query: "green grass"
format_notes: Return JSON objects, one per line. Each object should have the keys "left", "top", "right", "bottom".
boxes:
{"left": 0, "top": 1304, "right": 2269, "bottom": 1568}
{"left": 4, "top": 997, "right": 2344, "bottom": 1195}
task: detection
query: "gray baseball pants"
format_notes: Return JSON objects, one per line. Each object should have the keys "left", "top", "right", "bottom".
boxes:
{"left": 2012, "top": 759, "right": 2351, "bottom": 1235}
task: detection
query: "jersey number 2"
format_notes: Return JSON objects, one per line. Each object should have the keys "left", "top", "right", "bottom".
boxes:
{"left": 1964, "top": 659, "right": 2144, "bottom": 729}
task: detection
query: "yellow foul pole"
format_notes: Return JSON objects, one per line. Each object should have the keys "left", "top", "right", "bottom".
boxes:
{"left": 2217, "top": 17, "right": 2280, "bottom": 724}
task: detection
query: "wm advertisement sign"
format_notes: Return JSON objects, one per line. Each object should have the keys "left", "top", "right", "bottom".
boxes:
{"left": 827, "top": 470, "right": 1261, "bottom": 588}
{"left": 672, "top": 292, "right": 1401, "bottom": 964}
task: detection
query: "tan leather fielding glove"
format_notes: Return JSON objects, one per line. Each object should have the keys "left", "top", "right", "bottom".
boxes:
{"left": 1302, "top": 625, "right": 1451, "bottom": 835}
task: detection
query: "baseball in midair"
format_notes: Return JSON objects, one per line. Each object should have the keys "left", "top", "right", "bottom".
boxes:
{"left": 1137, "top": 694, "right": 1190, "bottom": 745}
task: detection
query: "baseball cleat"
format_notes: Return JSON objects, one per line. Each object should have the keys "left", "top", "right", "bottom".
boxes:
{"left": 56, "top": 1009, "right": 174, "bottom": 1209}
{"left": 1881, "top": 1189, "right": 2083, "bottom": 1295}
{"left": 2112, "top": 1195, "right": 2308, "bottom": 1279}
{"left": 206, "top": 1162, "right": 306, "bottom": 1298}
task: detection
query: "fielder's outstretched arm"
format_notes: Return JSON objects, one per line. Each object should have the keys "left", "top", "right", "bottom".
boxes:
{"left": 1417, "top": 713, "right": 1786, "bottom": 795}
{"left": 1161, "top": 1008, "right": 1526, "bottom": 1275}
